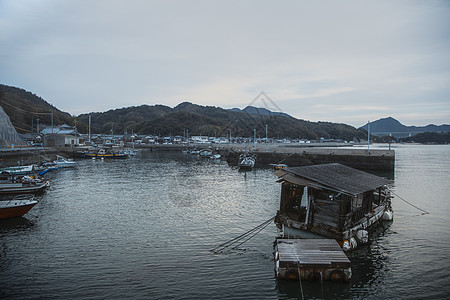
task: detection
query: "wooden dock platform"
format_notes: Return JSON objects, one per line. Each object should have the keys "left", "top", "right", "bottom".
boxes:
{"left": 274, "top": 238, "right": 351, "bottom": 282}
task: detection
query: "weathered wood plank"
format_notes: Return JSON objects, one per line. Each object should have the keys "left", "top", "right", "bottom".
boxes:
{"left": 276, "top": 239, "right": 350, "bottom": 266}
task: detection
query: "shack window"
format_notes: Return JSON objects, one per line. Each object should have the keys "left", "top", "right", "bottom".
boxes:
{"left": 351, "top": 195, "right": 363, "bottom": 211}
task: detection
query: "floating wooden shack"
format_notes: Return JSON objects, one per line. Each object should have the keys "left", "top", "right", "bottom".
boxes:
{"left": 274, "top": 163, "right": 393, "bottom": 251}
{"left": 274, "top": 238, "right": 351, "bottom": 282}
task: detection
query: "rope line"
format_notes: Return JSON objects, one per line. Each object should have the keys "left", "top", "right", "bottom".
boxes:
{"left": 211, "top": 217, "right": 274, "bottom": 253}
{"left": 391, "top": 191, "right": 429, "bottom": 215}
{"left": 298, "top": 266, "right": 305, "bottom": 300}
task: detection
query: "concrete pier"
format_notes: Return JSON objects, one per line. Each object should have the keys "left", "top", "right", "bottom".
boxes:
{"left": 220, "top": 144, "right": 395, "bottom": 173}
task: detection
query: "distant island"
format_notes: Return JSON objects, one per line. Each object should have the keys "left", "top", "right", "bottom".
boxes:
{"left": 360, "top": 116, "right": 450, "bottom": 138}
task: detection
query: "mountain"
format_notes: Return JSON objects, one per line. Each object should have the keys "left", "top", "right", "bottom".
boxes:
{"left": 360, "top": 117, "right": 450, "bottom": 138}
{"left": 0, "top": 84, "right": 73, "bottom": 133}
{"left": 1, "top": 84, "right": 367, "bottom": 140}
{"left": 229, "top": 106, "right": 292, "bottom": 118}
{"left": 82, "top": 101, "right": 367, "bottom": 141}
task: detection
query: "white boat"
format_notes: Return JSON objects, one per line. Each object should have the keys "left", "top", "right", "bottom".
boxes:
{"left": 0, "top": 195, "right": 38, "bottom": 219}
{"left": 0, "top": 172, "right": 50, "bottom": 195}
{"left": 123, "top": 149, "right": 137, "bottom": 156}
{"left": 238, "top": 153, "right": 256, "bottom": 169}
{"left": 0, "top": 165, "right": 35, "bottom": 175}
{"left": 54, "top": 155, "right": 76, "bottom": 168}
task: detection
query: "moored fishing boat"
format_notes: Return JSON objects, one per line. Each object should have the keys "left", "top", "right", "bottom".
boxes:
{"left": 270, "top": 163, "right": 288, "bottom": 170}
{"left": 82, "top": 148, "right": 129, "bottom": 159}
{"left": 0, "top": 195, "right": 38, "bottom": 219}
{"left": 0, "top": 165, "right": 35, "bottom": 175}
{"left": 0, "top": 172, "right": 50, "bottom": 195}
{"left": 238, "top": 153, "right": 256, "bottom": 170}
{"left": 54, "top": 155, "right": 76, "bottom": 168}
{"left": 274, "top": 163, "right": 393, "bottom": 251}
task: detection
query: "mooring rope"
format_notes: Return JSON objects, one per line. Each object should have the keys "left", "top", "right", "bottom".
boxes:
{"left": 297, "top": 266, "right": 305, "bottom": 300}
{"left": 211, "top": 216, "right": 274, "bottom": 253}
{"left": 231, "top": 219, "right": 272, "bottom": 250}
{"left": 391, "top": 191, "right": 430, "bottom": 215}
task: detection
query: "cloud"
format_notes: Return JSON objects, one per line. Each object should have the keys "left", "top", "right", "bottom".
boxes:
{"left": 0, "top": 0, "right": 449, "bottom": 127}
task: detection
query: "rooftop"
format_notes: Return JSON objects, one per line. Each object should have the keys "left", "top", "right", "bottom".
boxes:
{"left": 277, "top": 163, "right": 391, "bottom": 196}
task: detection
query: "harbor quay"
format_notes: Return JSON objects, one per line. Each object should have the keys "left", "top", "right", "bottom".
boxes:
{"left": 0, "top": 143, "right": 395, "bottom": 173}
{"left": 122, "top": 142, "right": 395, "bottom": 172}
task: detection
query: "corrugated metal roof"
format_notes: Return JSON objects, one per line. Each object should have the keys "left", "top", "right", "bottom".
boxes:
{"left": 278, "top": 163, "right": 391, "bottom": 196}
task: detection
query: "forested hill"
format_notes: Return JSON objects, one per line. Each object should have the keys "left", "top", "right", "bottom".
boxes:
{"left": 360, "top": 116, "right": 450, "bottom": 135}
{"left": 1, "top": 84, "right": 367, "bottom": 140}
{"left": 79, "top": 101, "right": 367, "bottom": 140}
{"left": 0, "top": 84, "right": 73, "bottom": 133}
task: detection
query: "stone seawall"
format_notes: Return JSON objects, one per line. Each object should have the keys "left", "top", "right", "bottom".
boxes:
{"left": 218, "top": 145, "right": 395, "bottom": 174}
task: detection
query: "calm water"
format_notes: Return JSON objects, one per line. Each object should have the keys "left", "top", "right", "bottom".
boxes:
{"left": 1, "top": 144, "right": 449, "bottom": 299}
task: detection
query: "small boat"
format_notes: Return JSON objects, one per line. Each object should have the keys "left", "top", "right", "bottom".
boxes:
{"left": 123, "top": 149, "right": 137, "bottom": 156}
{"left": 0, "top": 172, "right": 51, "bottom": 195}
{"left": 0, "top": 195, "right": 38, "bottom": 219}
{"left": 82, "top": 148, "right": 129, "bottom": 159}
{"left": 54, "top": 155, "right": 76, "bottom": 168}
{"left": 238, "top": 153, "right": 256, "bottom": 170}
{"left": 199, "top": 149, "right": 213, "bottom": 157}
{"left": 270, "top": 163, "right": 288, "bottom": 170}
{"left": 0, "top": 165, "right": 35, "bottom": 175}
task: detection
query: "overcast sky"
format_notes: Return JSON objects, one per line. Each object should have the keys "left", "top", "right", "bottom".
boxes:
{"left": 1, "top": 0, "right": 449, "bottom": 127}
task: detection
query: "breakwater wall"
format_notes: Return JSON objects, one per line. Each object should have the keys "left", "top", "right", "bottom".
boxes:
{"left": 0, "top": 147, "right": 59, "bottom": 166}
{"left": 133, "top": 143, "right": 395, "bottom": 173}
{"left": 224, "top": 147, "right": 394, "bottom": 173}
{"left": 1, "top": 144, "right": 395, "bottom": 174}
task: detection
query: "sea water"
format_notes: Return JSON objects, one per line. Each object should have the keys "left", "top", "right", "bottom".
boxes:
{"left": 0, "top": 144, "right": 449, "bottom": 299}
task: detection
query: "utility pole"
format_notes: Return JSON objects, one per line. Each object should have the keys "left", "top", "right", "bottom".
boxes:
{"left": 265, "top": 124, "right": 268, "bottom": 143}
{"left": 88, "top": 114, "right": 91, "bottom": 143}
{"left": 367, "top": 121, "right": 370, "bottom": 153}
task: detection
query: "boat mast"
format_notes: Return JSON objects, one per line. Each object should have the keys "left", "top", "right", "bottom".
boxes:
{"left": 88, "top": 114, "right": 91, "bottom": 143}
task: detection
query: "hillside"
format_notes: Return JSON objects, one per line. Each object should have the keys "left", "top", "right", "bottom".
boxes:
{"left": 360, "top": 117, "right": 450, "bottom": 138}
{"left": 400, "top": 132, "right": 450, "bottom": 144}
{"left": 81, "top": 101, "right": 367, "bottom": 140}
{"left": 1, "top": 84, "right": 367, "bottom": 140}
{"left": 0, "top": 84, "right": 73, "bottom": 133}
{"left": 229, "top": 106, "right": 292, "bottom": 118}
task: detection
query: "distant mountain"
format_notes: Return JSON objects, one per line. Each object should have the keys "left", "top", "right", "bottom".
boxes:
{"left": 1, "top": 84, "right": 367, "bottom": 141}
{"left": 229, "top": 106, "right": 292, "bottom": 118}
{"left": 80, "top": 101, "right": 366, "bottom": 141}
{"left": 360, "top": 117, "right": 450, "bottom": 138}
{"left": 0, "top": 84, "right": 73, "bottom": 133}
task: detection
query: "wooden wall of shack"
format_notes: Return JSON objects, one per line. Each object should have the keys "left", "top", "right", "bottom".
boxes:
{"left": 280, "top": 182, "right": 377, "bottom": 238}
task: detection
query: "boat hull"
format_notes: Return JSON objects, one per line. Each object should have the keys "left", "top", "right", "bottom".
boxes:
{"left": 83, "top": 153, "right": 128, "bottom": 159}
{"left": 0, "top": 182, "right": 50, "bottom": 195}
{"left": 0, "top": 199, "right": 37, "bottom": 219}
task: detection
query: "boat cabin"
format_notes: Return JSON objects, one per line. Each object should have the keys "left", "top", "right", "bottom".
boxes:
{"left": 275, "top": 163, "right": 392, "bottom": 248}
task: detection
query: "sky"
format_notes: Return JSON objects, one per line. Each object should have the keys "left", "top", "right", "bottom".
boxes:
{"left": 1, "top": 0, "right": 449, "bottom": 128}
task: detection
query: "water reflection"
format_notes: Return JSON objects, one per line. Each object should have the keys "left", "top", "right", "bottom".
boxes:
{"left": 0, "top": 146, "right": 449, "bottom": 299}
{"left": 0, "top": 216, "right": 36, "bottom": 233}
